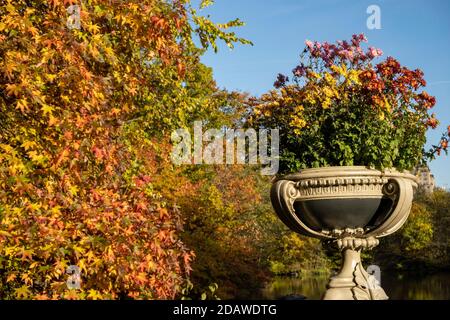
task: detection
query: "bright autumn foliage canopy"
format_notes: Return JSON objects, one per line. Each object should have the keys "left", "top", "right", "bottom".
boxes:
{"left": 0, "top": 0, "right": 249, "bottom": 299}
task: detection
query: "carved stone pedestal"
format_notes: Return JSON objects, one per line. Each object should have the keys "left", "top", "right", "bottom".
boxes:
{"left": 323, "top": 237, "right": 388, "bottom": 300}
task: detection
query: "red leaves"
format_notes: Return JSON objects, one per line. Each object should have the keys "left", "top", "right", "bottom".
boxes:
{"left": 427, "top": 117, "right": 438, "bottom": 129}
{"left": 376, "top": 56, "right": 401, "bottom": 77}
{"left": 151, "top": 16, "right": 168, "bottom": 30}
{"left": 416, "top": 91, "right": 436, "bottom": 109}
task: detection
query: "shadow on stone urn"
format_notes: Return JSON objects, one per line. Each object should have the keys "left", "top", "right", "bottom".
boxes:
{"left": 270, "top": 166, "right": 418, "bottom": 300}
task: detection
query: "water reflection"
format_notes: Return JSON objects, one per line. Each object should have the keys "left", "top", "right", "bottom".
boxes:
{"left": 260, "top": 272, "right": 450, "bottom": 300}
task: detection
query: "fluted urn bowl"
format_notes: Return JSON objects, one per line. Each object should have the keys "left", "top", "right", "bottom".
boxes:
{"left": 270, "top": 166, "right": 418, "bottom": 300}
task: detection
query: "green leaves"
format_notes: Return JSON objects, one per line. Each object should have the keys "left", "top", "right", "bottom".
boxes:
{"left": 192, "top": 15, "right": 252, "bottom": 53}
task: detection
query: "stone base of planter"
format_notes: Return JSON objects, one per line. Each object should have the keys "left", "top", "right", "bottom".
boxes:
{"left": 323, "top": 243, "right": 388, "bottom": 300}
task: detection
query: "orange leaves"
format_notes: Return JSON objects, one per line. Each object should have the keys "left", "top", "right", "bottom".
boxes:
{"left": 183, "top": 252, "right": 193, "bottom": 274}
{"left": 177, "top": 60, "right": 186, "bottom": 77}
{"left": 6, "top": 83, "right": 22, "bottom": 97}
{"left": 6, "top": 273, "right": 17, "bottom": 283}
{"left": 18, "top": 248, "right": 34, "bottom": 262}
{"left": 91, "top": 145, "right": 105, "bottom": 161}
{"left": 151, "top": 16, "right": 166, "bottom": 29}
{"left": 52, "top": 148, "right": 70, "bottom": 170}
{"left": 16, "top": 99, "right": 29, "bottom": 112}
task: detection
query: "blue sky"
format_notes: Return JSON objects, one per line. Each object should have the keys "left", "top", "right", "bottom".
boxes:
{"left": 197, "top": 0, "right": 450, "bottom": 187}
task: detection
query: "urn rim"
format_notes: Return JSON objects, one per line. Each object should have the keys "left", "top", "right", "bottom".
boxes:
{"left": 274, "top": 165, "right": 418, "bottom": 187}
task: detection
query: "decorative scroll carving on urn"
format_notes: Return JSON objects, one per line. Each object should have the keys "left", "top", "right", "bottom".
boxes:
{"left": 270, "top": 166, "right": 418, "bottom": 300}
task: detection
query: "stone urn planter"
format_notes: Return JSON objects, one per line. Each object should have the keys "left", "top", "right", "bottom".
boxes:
{"left": 270, "top": 166, "right": 418, "bottom": 300}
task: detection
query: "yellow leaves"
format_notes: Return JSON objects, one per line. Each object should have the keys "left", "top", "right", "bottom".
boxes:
{"left": 347, "top": 70, "right": 362, "bottom": 85}
{"left": 0, "top": 143, "right": 14, "bottom": 155}
{"left": 5, "top": 2, "right": 16, "bottom": 14}
{"left": 0, "top": 230, "right": 12, "bottom": 237}
{"left": 383, "top": 96, "right": 392, "bottom": 111}
{"left": 28, "top": 150, "right": 47, "bottom": 165}
{"left": 0, "top": 0, "right": 228, "bottom": 301}
{"left": 294, "top": 105, "right": 304, "bottom": 112}
{"left": 331, "top": 63, "right": 347, "bottom": 76}
{"left": 89, "top": 44, "right": 101, "bottom": 60}
{"left": 114, "top": 14, "right": 133, "bottom": 27}
{"left": 77, "top": 258, "right": 88, "bottom": 274}
{"left": 27, "top": 202, "right": 41, "bottom": 212}
{"left": 2, "top": 56, "right": 18, "bottom": 79}
{"left": 41, "top": 104, "right": 54, "bottom": 116}
{"left": 147, "top": 260, "right": 157, "bottom": 272}
{"left": 322, "top": 87, "right": 335, "bottom": 98}
{"left": 73, "top": 245, "right": 86, "bottom": 256}
{"left": 15, "top": 285, "right": 31, "bottom": 299}
{"left": 21, "top": 140, "right": 37, "bottom": 151}
{"left": 324, "top": 72, "right": 336, "bottom": 85}
{"left": 290, "top": 115, "right": 307, "bottom": 135}
{"left": 87, "top": 23, "right": 100, "bottom": 34}
{"left": 110, "top": 108, "right": 121, "bottom": 117}
{"left": 24, "top": 8, "right": 36, "bottom": 16}
{"left": 45, "top": 73, "right": 57, "bottom": 83}
{"left": 61, "top": 95, "right": 71, "bottom": 103}
{"left": 87, "top": 289, "right": 103, "bottom": 300}
{"left": 4, "top": 246, "right": 17, "bottom": 257}
{"left": 50, "top": 205, "right": 61, "bottom": 215}
{"left": 322, "top": 97, "right": 332, "bottom": 109}
{"left": 103, "top": 46, "right": 115, "bottom": 61}
{"left": 53, "top": 259, "right": 68, "bottom": 276}
{"left": 47, "top": 0, "right": 61, "bottom": 9}
{"left": 64, "top": 290, "right": 81, "bottom": 300}
{"left": 86, "top": 250, "right": 96, "bottom": 263}
{"left": 63, "top": 52, "right": 72, "bottom": 63}
{"left": 68, "top": 185, "right": 79, "bottom": 196}
{"left": 304, "top": 93, "right": 316, "bottom": 105}
{"left": 378, "top": 99, "right": 392, "bottom": 120}
{"left": 128, "top": 3, "right": 140, "bottom": 13}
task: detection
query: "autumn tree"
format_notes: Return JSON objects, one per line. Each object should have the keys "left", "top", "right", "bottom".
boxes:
{"left": 0, "top": 0, "right": 249, "bottom": 299}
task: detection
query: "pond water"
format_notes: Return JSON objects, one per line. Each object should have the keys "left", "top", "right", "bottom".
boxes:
{"left": 259, "top": 272, "right": 450, "bottom": 300}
